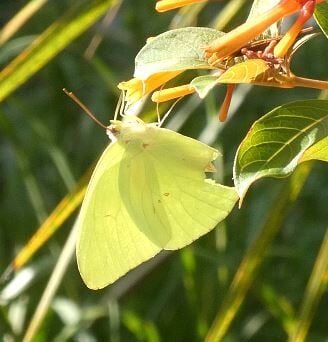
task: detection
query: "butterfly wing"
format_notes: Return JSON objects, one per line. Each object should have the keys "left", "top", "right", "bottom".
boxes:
{"left": 119, "top": 125, "right": 238, "bottom": 250}
{"left": 76, "top": 142, "right": 161, "bottom": 290}
{"left": 77, "top": 123, "right": 238, "bottom": 289}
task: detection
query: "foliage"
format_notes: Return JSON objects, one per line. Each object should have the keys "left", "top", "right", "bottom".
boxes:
{"left": 0, "top": 0, "right": 327, "bottom": 341}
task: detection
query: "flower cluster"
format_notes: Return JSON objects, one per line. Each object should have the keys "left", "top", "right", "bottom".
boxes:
{"left": 117, "top": 0, "right": 326, "bottom": 121}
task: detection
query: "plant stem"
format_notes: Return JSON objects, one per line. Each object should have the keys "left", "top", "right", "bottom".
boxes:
{"left": 290, "top": 75, "right": 328, "bottom": 90}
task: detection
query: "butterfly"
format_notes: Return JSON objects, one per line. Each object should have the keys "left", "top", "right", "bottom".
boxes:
{"left": 76, "top": 116, "right": 237, "bottom": 289}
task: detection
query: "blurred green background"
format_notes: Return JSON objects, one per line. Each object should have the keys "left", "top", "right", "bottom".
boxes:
{"left": 0, "top": 0, "right": 327, "bottom": 340}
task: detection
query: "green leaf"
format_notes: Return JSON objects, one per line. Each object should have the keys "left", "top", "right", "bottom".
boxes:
{"left": 288, "top": 32, "right": 321, "bottom": 62}
{"left": 191, "top": 59, "right": 275, "bottom": 98}
{"left": 234, "top": 99, "right": 328, "bottom": 200}
{"left": 246, "top": 0, "right": 281, "bottom": 39}
{"left": 300, "top": 136, "right": 328, "bottom": 162}
{"left": 0, "top": 0, "right": 117, "bottom": 103}
{"left": 134, "top": 27, "right": 225, "bottom": 79}
{"left": 216, "top": 59, "right": 274, "bottom": 85}
{"left": 190, "top": 75, "right": 220, "bottom": 98}
{"left": 314, "top": 1, "right": 328, "bottom": 38}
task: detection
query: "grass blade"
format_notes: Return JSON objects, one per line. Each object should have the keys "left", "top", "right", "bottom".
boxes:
{"left": 0, "top": 111, "right": 47, "bottom": 223}
{"left": 205, "top": 162, "right": 313, "bottom": 342}
{"left": 0, "top": 0, "right": 117, "bottom": 103}
{"left": 211, "top": 0, "right": 247, "bottom": 31}
{"left": 288, "top": 228, "right": 328, "bottom": 342}
{"left": 10, "top": 171, "right": 89, "bottom": 272}
{"left": 0, "top": 0, "right": 48, "bottom": 46}
{"left": 23, "top": 220, "right": 78, "bottom": 342}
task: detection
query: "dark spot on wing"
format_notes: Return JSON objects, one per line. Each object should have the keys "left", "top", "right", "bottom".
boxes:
{"left": 163, "top": 193, "right": 170, "bottom": 197}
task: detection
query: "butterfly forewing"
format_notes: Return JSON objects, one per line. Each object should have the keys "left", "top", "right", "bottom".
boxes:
{"left": 76, "top": 141, "right": 161, "bottom": 289}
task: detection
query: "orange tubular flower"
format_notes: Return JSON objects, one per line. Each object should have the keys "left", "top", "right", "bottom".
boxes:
{"left": 218, "top": 85, "right": 236, "bottom": 122}
{"left": 274, "top": 0, "right": 316, "bottom": 57}
{"left": 204, "top": 0, "right": 324, "bottom": 60}
{"left": 155, "top": 0, "right": 208, "bottom": 12}
{"left": 118, "top": 71, "right": 183, "bottom": 105}
{"left": 151, "top": 84, "right": 195, "bottom": 102}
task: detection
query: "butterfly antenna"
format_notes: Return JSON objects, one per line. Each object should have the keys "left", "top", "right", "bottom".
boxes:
{"left": 63, "top": 88, "right": 107, "bottom": 129}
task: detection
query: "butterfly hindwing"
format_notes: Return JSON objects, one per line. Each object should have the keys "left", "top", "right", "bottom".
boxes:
{"left": 124, "top": 126, "right": 238, "bottom": 250}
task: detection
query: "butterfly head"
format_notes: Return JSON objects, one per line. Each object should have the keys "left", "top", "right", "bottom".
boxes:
{"left": 106, "top": 117, "right": 150, "bottom": 145}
